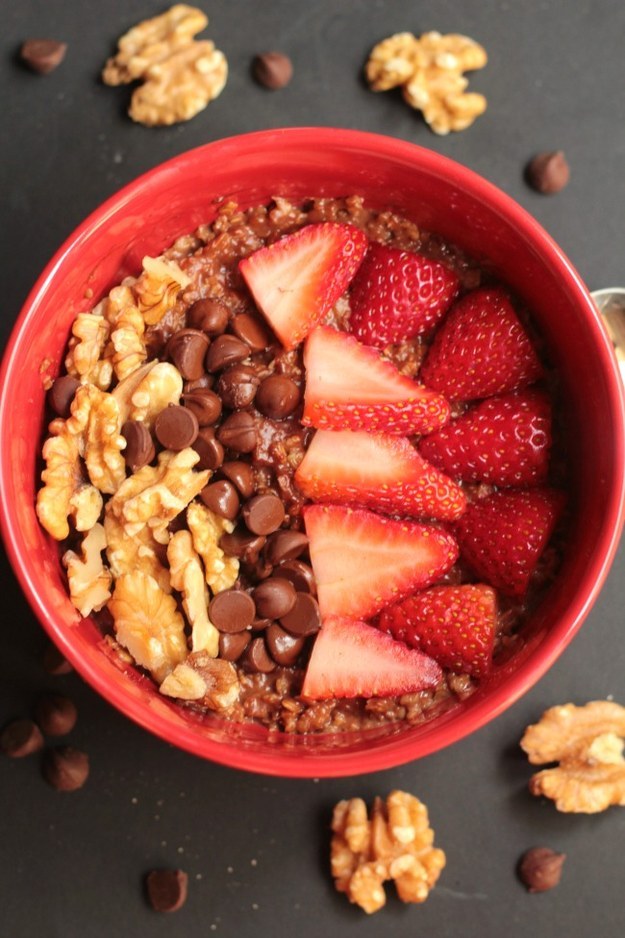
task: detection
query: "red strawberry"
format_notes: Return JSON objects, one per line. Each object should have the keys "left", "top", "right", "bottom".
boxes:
{"left": 302, "top": 325, "right": 450, "bottom": 435}
{"left": 379, "top": 584, "right": 498, "bottom": 679}
{"left": 349, "top": 242, "right": 459, "bottom": 347}
{"left": 303, "top": 504, "right": 458, "bottom": 620}
{"left": 295, "top": 429, "right": 466, "bottom": 521}
{"left": 454, "top": 488, "right": 564, "bottom": 597}
{"left": 418, "top": 390, "right": 552, "bottom": 486}
{"left": 238, "top": 223, "right": 368, "bottom": 349}
{"left": 301, "top": 615, "right": 442, "bottom": 699}
{"left": 420, "top": 287, "right": 543, "bottom": 401}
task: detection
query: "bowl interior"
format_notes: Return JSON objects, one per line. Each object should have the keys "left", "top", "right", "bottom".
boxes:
{"left": 2, "top": 129, "right": 624, "bottom": 776}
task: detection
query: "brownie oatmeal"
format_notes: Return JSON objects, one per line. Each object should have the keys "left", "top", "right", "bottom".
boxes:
{"left": 36, "top": 196, "right": 567, "bottom": 735}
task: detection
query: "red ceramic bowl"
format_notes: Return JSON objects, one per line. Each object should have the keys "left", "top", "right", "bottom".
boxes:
{"left": 1, "top": 129, "right": 624, "bottom": 777}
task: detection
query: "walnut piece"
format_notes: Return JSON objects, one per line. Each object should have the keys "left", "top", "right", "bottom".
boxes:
{"left": 36, "top": 425, "right": 102, "bottom": 540}
{"left": 65, "top": 309, "right": 113, "bottom": 390}
{"left": 110, "top": 303, "right": 147, "bottom": 381}
{"left": 186, "top": 502, "right": 239, "bottom": 593}
{"left": 67, "top": 384, "right": 127, "bottom": 494}
{"left": 366, "top": 31, "right": 487, "bottom": 135}
{"left": 159, "top": 651, "right": 240, "bottom": 711}
{"left": 63, "top": 523, "right": 112, "bottom": 617}
{"left": 127, "top": 362, "right": 183, "bottom": 426}
{"left": 521, "top": 701, "right": 625, "bottom": 813}
{"left": 104, "top": 502, "right": 171, "bottom": 594}
{"left": 167, "top": 530, "right": 219, "bottom": 656}
{"left": 135, "top": 256, "right": 190, "bottom": 325}
{"left": 331, "top": 791, "right": 445, "bottom": 914}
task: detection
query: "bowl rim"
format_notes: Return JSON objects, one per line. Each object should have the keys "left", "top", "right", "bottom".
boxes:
{"left": 2, "top": 126, "right": 624, "bottom": 777}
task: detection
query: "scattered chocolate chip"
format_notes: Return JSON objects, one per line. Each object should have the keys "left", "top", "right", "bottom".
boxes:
{"left": 276, "top": 559, "right": 317, "bottom": 595}
{"left": 192, "top": 427, "right": 225, "bottom": 470}
{"left": 122, "top": 420, "right": 155, "bottom": 472}
{"left": 525, "top": 151, "right": 570, "bottom": 194}
{"left": 43, "top": 746, "right": 89, "bottom": 791}
{"left": 200, "top": 480, "right": 240, "bottom": 520}
{"left": 265, "top": 530, "right": 309, "bottom": 565}
{"left": 187, "top": 298, "right": 229, "bottom": 335}
{"left": 219, "top": 630, "right": 251, "bottom": 661}
{"left": 155, "top": 404, "right": 199, "bottom": 450}
{"left": 205, "top": 334, "right": 250, "bottom": 373}
{"left": 265, "top": 623, "right": 305, "bottom": 666}
{"left": 243, "top": 493, "right": 285, "bottom": 535}
{"left": 518, "top": 847, "right": 566, "bottom": 893}
{"left": 217, "top": 411, "right": 258, "bottom": 453}
{"left": 220, "top": 460, "right": 256, "bottom": 498}
{"left": 34, "top": 694, "right": 77, "bottom": 736}
{"left": 255, "top": 375, "right": 301, "bottom": 419}
{"left": 43, "top": 642, "right": 73, "bottom": 675}
{"left": 145, "top": 869, "right": 189, "bottom": 913}
{"left": 166, "top": 328, "right": 210, "bottom": 381}
{"left": 230, "top": 313, "right": 273, "bottom": 351}
{"left": 1, "top": 719, "right": 44, "bottom": 758}
{"left": 217, "top": 364, "right": 260, "bottom": 410}
{"left": 244, "top": 636, "right": 276, "bottom": 673}
{"left": 20, "top": 38, "right": 67, "bottom": 74}
{"left": 181, "top": 388, "right": 222, "bottom": 426}
{"left": 219, "top": 530, "right": 266, "bottom": 563}
{"left": 252, "top": 577, "right": 297, "bottom": 619}
{"left": 209, "top": 590, "right": 256, "bottom": 633}
{"left": 280, "top": 592, "right": 321, "bottom": 636}
{"left": 252, "top": 51, "right": 293, "bottom": 90}
{"left": 47, "top": 375, "right": 80, "bottom": 417}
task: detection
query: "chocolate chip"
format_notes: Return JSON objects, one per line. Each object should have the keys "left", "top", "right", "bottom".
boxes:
{"left": 182, "top": 388, "right": 222, "bottom": 426}
{"left": 20, "top": 38, "right": 67, "bottom": 74}
{"left": 43, "top": 642, "right": 72, "bottom": 675}
{"left": 155, "top": 404, "right": 199, "bottom": 450}
{"left": 251, "top": 617, "right": 271, "bottom": 632}
{"left": 244, "top": 637, "right": 276, "bottom": 673}
{"left": 145, "top": 869, "right": 188, "bottom": 913}
{"left": 1, "top": 719, "right": 44, "bottom": 758}
{"left": 219, "top": 630, "right": 251, "bottom": 661}
{"left": 243, "top": 493, "right": 285, "bottom": 535}
{"left": 145, "top": 328, "right": 168, "bottom": 359}
{"left": 219, "top": 530, "right": 266, "bottom": 563}
{"left": 217, "top": 364, "right": 260, "bottom": 410}
{"left": 265, "top": 530, "right": 309, "bottom": 565}
{"left": 192, "top": 427, "right": 225, "bottom": 470}
{"left": 265, "top": 623, "right": 305, "bottom": 666}
{"left": 275, "top": 559, "right": 317, "bottom": 595}
{"left": 200, "top": 480, "right": 240, "bottom": 520}
{"left": 187, "top": 298, "right": 229, "bottom": 335}
{"left": 252, "top": 577, "right": 297, "bottom": 619}
{"left": 220, "top": 460, "right": 256, "bottom": 498}
{"left": 184, "top": 374, "right": 214, "bottom": 392}
{"left": 205, "top": 334, "right": 250, "bottom": 373}
{"left": 48, "top": 375, "right": 80, "bottom": 417}
{"left": 525, "top": 151, "right": 570, "bottom": 194}
{"left": 279, "top": 592, "right": 321, "bottom": 636}
{"left": 230, "top": 313, "right": 273, "bottom": 351}
{"left": 209, "top": 590, "right": 256, "bottom": 633}
{"left": 518, "top": 847, "right": 566, "bottom": 892}
{"left": 217, "top": 412, "right": 258, "bottom": 453}
{"left": 255, "top": 375, "right": 301, "bottom": 419}
{"left": 122, "top": 420, "right": 155, "bottom": 472}
{"left": 34, "top": 694, "right": 77, "bottom": 736}
{"left": 43, "top": 746, "right": 89, "bottom": 791}
{"left": 166, "top": 329, "right": 210, "bottom": 381}
{"left": 252, "top": 51, "right": 293, "bottom": 90}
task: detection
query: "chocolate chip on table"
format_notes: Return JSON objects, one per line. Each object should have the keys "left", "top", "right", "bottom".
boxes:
{"left": 209, "top": 589, "right": 256, "bottom": 633}
{"left": 205, "top": 334, "right": 250, "bottom": 373}
{"left": 200, "top": 480, "right": 240, "bottom": 520}
{"left": 279, "top": 592, "right": 322, "bottom": 636}
{"left": 217, "top": 411, "right": 258, "bottom": 453}
{"left": 186, "top": 297, "right": 229, "bottom": 335}
{"left": 192, "top": 427, "right": 225, "bottom": 470}
{"left": 20, "top": 38, "right": 67, "bottom": 74}
{"left": 219, "top": 630, "right": 251, "bottom": 661}
{"left": 155, "top": 404, "right": 199, "bottom": 450}
{"left": 43, "top": 746, "right": 89, "bottom": 791}
{"left": 244, "top": 636, "right": 276, "bottom": 673}
{"left": 255, "top": 375, "right": 301, "bottom": 419}
{"left": 35, "top": 694, "right": 77, "bottom": 736}
{"left": 217, "top": 364, "right": 260, "bottom": 410}
{"left": 518, "top": 847, "right": 566, "bottom": 893}
{"left": 252, "top": 51, "right": 293, "bottom": 90}
{"left": 145, "top": 869, "right": 189, "bottom": 913}
{"left": 43, "top": 642, "right": 72, "bottom": 675}
{"left": 243, "top": 493, "right": 285, "bottom": 535}
{"left": 1, "top": 719, "right": 44, "bottom": 758}
{"left": 252, "top": 577, "right": 297, "bottom": 619}
{"left": 525, "top": 151, "right": 570, "bottom": 194}
{"left": 220, "top": 460, "right": 256, "bottom": 498}
{"left": 122, "top": 420, "right": 155, "bottom": 472}
{"left": 275, "top": 559, "right": 317, "bottom": 595}
{"left": 219, "top": 529, "right": 266, "bottom": 563}
{"left": 47, "top": 375, "right": 80, "bottom": 417}
{"left": 182, "top": 388, "right": 222, "bottom": 426}
{"left": 265, "top": 623, "right": 305, "bottom": 666}
{"left": 265, "top": 530, "right": 309, "bottom": 565}
{"left": 166, "top": 328, "right": 210, "bottom": 380}
{"left": 230, "top": 313, "right": 273, "bottom": 351}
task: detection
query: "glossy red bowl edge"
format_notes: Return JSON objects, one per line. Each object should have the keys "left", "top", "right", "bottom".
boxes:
{"left": 1, "top": 128, "right": 624, "bottom": 777}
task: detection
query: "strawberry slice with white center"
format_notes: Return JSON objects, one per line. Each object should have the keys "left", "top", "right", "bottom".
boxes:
{"left": 420, "top": 287, "right": 543, "bottom": 401}
{"left": 418, "top": 389, "right": 552, "bottom": 486}
{"left": 301, "top": 615, "right": 442, "bottom": 700}
{"left": 454, "top": 488, "right": 565, "bottom": 597}
{"left": 295, "top": 429, "right": 466, "bottom": 521}
{"left": 303, "top": 504, "right": 459, "bottom": 620}
{"left": 349, "top": 241, "right": 460, "bottom": 347}
{"left": 238, "top": 223, "right": 368, "bottom": 349}
{"left": 379, "top": 584, "right": 498, "bottom": 679}
{"left": 302, "top": 325, "right": 450, "bottom": 435}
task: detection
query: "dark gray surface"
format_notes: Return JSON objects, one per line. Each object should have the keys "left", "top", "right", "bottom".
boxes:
{"left": 1, "top": 2, "right": 624, "bottom": 936}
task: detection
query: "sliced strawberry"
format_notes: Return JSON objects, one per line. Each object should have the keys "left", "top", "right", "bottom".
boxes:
{"left": 454, "top": 488, "right": 565, "bottom": 597}
{"left": 420, "top": 287, "right": 543, "bottom": 401}
{"left": 418, "top": 390, "right": 552, "bottom": 486}
{"left": 238, "top": 223, "right": 368, "bottom": 349}
{"left": 295, "top": 429, "right": 466, "bottom": 521}
{"left": 348, "top": 241, "right": 459, "bottom": 347}
{"left": 301, "top": 615, "right": 442, "bottom": 699}
{"left": 302, "top": 326, "right": 450, "bottom": 435}
{"left": 303, "top": 504, "right": 458, "bottom": 620}
{"left": 379, "top": 584, "right": 498, "bottom": 679}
